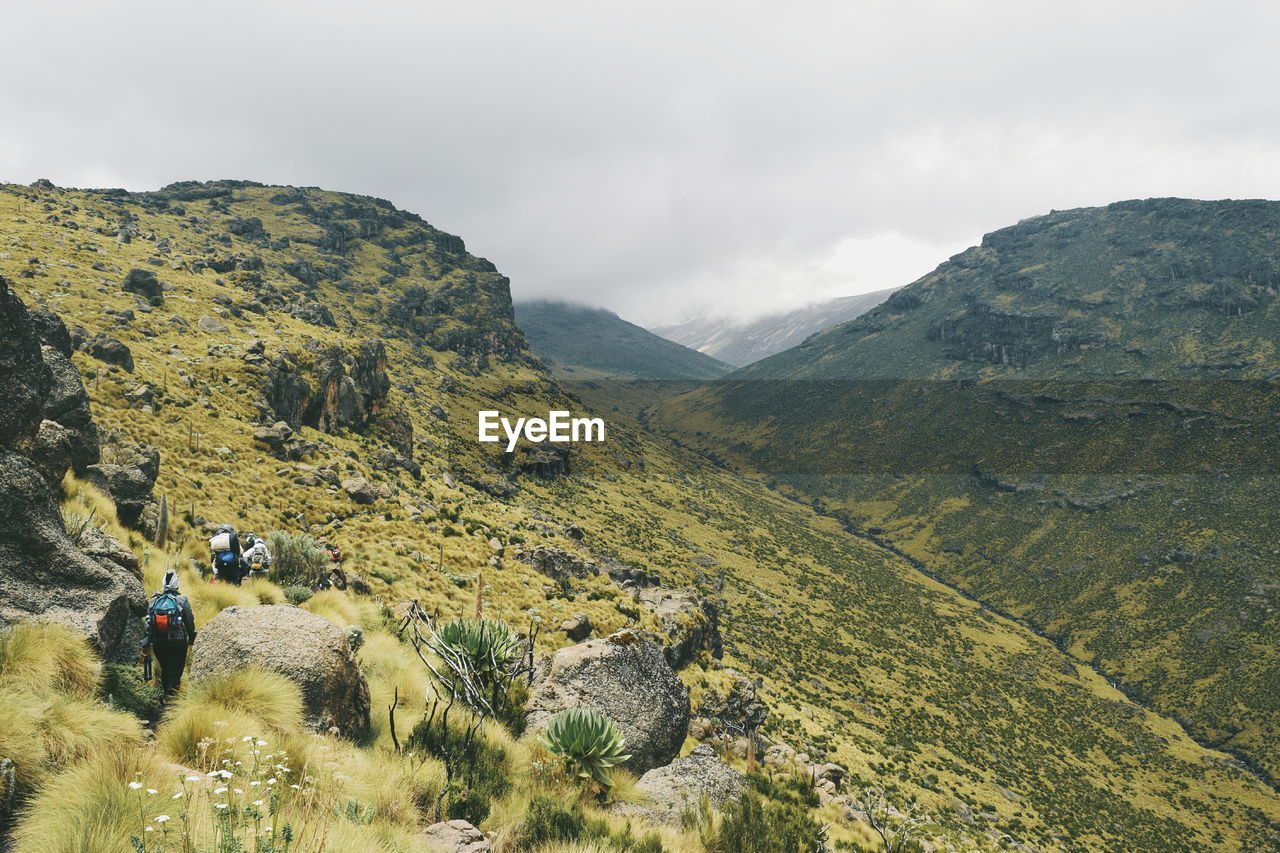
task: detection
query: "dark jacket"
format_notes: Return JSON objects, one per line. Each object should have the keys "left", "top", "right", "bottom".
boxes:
{"left": 140, "top": 589, "right": 197, "bottom": 648}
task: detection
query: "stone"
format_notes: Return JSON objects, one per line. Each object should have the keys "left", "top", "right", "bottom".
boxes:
{"left": 615, "top": 744, "right": 745, "bottom": 826}
{"left": 84, "top": 444, "right": 160, "bottom": 533}
{"left": 84, "top": 333, "right": 134, "bottom": 372}
{"left": 636, "top": 586, "right": 723, "bottom": 670}
{"left": 190, "top": 605, "right": 370, "bottom": 737}
{"left": 124, "top": 384, "right": 156, "bottom": 407}
{"left": 421, "top": 819, "right": 490, "bottom": 852}
{"left": 121, "top": 268, "right": 163, "bottom": 301}
{"left": 253, "top": 421, "right": 294, "bottom": 447}
{"left": 527, "top": 635, "right": 689, "bottom": 774}
{"left": 696, "top": 676, "right": 769, "bottom": 735}
{"left": 559, "top": 612, "right": 592, "bottom": 641}
{"left": 342, "top": 477, "right": 377, "bottom": 504}
{"left": 197, "top": 314, "right": 228, "bottom": 334}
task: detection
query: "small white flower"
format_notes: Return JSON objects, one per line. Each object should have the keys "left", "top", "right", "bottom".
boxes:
{"left": 233, "top": 788, "right": 244, "bottom": 794}
{"left": 155, "top": 815, "right": 170, "bottom": 823}
{"left": 267, "top": 778, "right": 277, "bottom": 785}
{"left": 172, "top": 792, "right": 184, "bottom": 799}
{"left": 128, "top": 782, "right": 143, "bottom": 790}
{"left": 206, "top": 771, "right": 219, "bottom": 777}
{"left": 252, "top": 799, "right": 264, "bottom": 806}
{"left": 215, "top": 787, "right": 228, "bottom": 794}
{"left": 145, "top": 827, "right": 154, "bottom": 833}
{"left": 289, "top": 784, "right": 301, "bottom": 790}
{"left": 256, "top": 740, "right": 268, "bottom": 747}
{"left": 146, "top": 789, "right": 157, "bottom": 795}
{"left": 250, "top": 781, "right": 261, "bottom": 787}
{"left": 214, "top": 803, "right": 228, "bottom": 809}
{"left": 241, "top": 736, "right": 254, "bottom": 743}
{"left": 186, "top": 775, "right": 201, "bottom": 782}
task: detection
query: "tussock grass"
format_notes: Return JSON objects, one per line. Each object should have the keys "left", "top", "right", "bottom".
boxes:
{"left": 158, "top": 668, "right": 305, "bottom": 767}
{"left": 303, "top": 588, "right": 367, "bottom": 627}
{"left": 0, "top": 622, "right": 100, "bottom": 700}
{"left": 10, "top": 748, "right": 171, "bottom": 853}
{"left": 33, "top": 693, "right": 143, "bottom": 768}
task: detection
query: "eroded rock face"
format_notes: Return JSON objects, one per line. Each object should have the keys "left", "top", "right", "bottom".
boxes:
{"left": 0, "top": 279, "right": 145, "bottom": 661}
{"left": 615, "top": 744, "right": 745, "bottom": 826}
{"left": 263, "top": 342, "right": 392, "bottom": 436}
{"left": 636, "top": 587, "right": 723, "bottom": 670}
{"left": 85, "top": 444, "right": 160, "bottom": 534}
{"left": 190, "top": 605, "right": 370, "bottom": 738}
{"left": 527, "top": 635, "right": 689, "bottom": 774}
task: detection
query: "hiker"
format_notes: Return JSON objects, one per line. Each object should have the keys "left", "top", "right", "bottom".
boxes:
{"left": 140, "top": 569, "right": 197, "bottom": 700}
{"left": 209, "top": 523, "right": 243, "bottom": 585}
{"left": 241, "top": 532, "right": 273, "bottom": 580}
{"left": 315, "top": 542, "right": 348, "bottom": 591}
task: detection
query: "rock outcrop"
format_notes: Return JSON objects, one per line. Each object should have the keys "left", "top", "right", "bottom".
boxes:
{"left": 636, "top": 586, "right": 723, "bottom": 670}
{"left": 121, "top": 268, "right": 163, "bottom": 302}
{"left": 0, "top": 277, "right": 145, "bottom": 661}
{"left": 615, "top": 744, "right": 745, "bottom": 826}
{"left": 190, "top": 605, "right": 370, "bottom": 738}
{"left": 263, "top": 342, "right": 392, "bottom": 435}
{"left": 527, "top": 634, "right": 689, "bottom": 774}
{"left": 420, "top": 819, "right": 491, "bottom": 852}
{"left": 85, "top": 444, "right": 161, "bottom": 535}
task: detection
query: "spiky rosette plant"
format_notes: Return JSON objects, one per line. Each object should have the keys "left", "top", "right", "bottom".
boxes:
{"left": 431, "top": 618, "right": 524, "bottom": 682}
{"left": 538, "top": 707, "right": 631, "bottom": 786}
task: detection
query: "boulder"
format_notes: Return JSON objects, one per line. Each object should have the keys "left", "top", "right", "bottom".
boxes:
{"left": 527, "top": 635, "right": 689, "bottom": 774}
{"left": 85, "top": 444, "right": 160, "bottom": 533}
{"left": 190, "top": 605, "right": 370, "bottom": 737}
{"left": 615, "top": 744, "right": 745, "bottom": 826}
{"left": 41, "top": 345, "right": 100, "bottom": 472}
{"left": 695, "top": 676, "right": 769, "bottom": 736}
{"left": 342, "top": 477, "right": 377, "bottom": 504}
{"left": 0, "top": 450, "right": 146, "bottom": 661}
{"left": 27, "top": 419, "right": 74, "bottom": 487}
{"left": 121, "top": 268, "right": 163, "bottom": 301}
{"left": 28, "top": 307, "right": 73, "bottom": 355}
{"left": 253, "top": 421, "right": 294, "bottom": 447}
{"left": 637, "top": 586, "right": 723, "bottom": 670}
{"left": 197, "top": 314, "right": 229, "bottom": 334}
{"left": 559, "top": 613, "right": 592, "bottom": 641}
{"left": 421, "top": 819, "right": 490, "bottom": 852}
{"left": 84, "top": 333, "right": 134, "bottom": 372}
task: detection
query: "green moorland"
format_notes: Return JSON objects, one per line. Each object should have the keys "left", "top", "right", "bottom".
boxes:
{"left": 653, "top": 199, "right": 1280, "bottom": 796}
{"left": 514, "top": 300, "right": 733, "bottom": 381}
{"left": 2, "top": 183, "right": 1279, "bottom": 851}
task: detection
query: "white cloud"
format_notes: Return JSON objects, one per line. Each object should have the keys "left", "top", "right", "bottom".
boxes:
{"left": 3, "top": 0, "right": 1279, "bottom": 325}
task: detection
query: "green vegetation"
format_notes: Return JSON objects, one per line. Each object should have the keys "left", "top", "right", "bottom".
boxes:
{"left": 516, "top": 300, "right": 733, "bottom": 380}
{"left": 5, "top": 181, "right": 1280, "bottom": 850}
{"left": 539, "top": 707, "right": 632, "bottom": 786}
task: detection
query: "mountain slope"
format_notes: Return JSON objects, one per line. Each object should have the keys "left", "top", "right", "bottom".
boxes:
{"left": 653, "top": 288, "right": 898, "bottom": 366}
{"left": 654, "top": 197, "right": 1280, "bottom": 790}
{"left": 515, "top": 300, "right": 732, "bottom": 380}
{"left": 3, "top": 182, "right": 1280, "bottom": 851}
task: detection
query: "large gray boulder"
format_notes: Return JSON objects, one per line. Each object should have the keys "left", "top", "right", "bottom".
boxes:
{"left": 190, "top": 605, "right": 370, "bottom": 738}
{"left": 527, "top": 633, "right": 689, "bottom": 774}
{"left": 615, "top": 744, "right": 745, "bottom": 826}
{"left": 421, "top": 819, "right": 491, "bottom": 852}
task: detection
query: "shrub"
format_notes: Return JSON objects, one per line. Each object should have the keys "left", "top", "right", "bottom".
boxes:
{"left": 267, "top": 530, "right": 326, "bottom": 587}
{"left": 408, "top": 715, "right": 509, "bottom": 822}
{"left": 517, "top": 794, "right": 588, "bottom": 847}
{"left": 431, "top": 618, "right": 523, "bottom": 681}
{"left": 538, "top": 707, "right": 631, "bottom": 786}
{"left": 283, "top": 584, "right": 314, "bottom": 605}
{"left": 706, "top": 790, "right": 827, "bottom": 853}
{"left": 98, "top": 663, "right": 162, "bottom": 720}
{"left": 0, "top": 622, "right": 100, "bottom": 700}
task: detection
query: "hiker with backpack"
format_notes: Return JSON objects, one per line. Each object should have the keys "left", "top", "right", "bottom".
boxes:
{"left": 140, "top": 569, "right": 197, "bottom": 700}
{"left": 241, "top": 532, "right": 273, "bottom": 580}
{"left": 209, "top": 523, "right": 243, "bottom": 584}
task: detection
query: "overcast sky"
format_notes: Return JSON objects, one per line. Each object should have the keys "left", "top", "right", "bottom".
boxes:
{"left": 5, "top": 1, "right": 1280, "bottom": 325}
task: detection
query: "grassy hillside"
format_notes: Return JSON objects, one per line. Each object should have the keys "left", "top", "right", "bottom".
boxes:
{"left": 654, "top": 198, "right": 1280, "bottom": 793}
{"left": 515, "top": 300, "right": 733, "bottom": 380}
{"left": 4, "top": 182, "right": 1280, "bottom": 851}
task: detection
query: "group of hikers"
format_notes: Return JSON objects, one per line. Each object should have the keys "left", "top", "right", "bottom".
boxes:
{"left": 139, "top": 524, "right": 348, "bottom": 702}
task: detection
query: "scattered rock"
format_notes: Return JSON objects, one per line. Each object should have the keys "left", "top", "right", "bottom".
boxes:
{"left": 190, "top": 605, "right": 370, "bottom": 737}
{"left": 253, "top": 421, "right": 294, "bottom": 447}
{"left": 420, "top": 819, "right": 490, "bottom": 852}
{"left": 527, "top": 635, "right": 689, "bottom": 774}
{"left": 121, "top": 268, "right": 163, "bottom": 301}
{"left": 615, "top": 744, "right": 745, "bottom": 825}
{"left": 342, "top": 477, "right": 377, "bottom": 504}
{"left": 84, "top": 333, "right": 134, "bottom": 372}
{"left": 559, "top": 613, "right": 592, "bottom": 641}
{"left": 197, "top": 315, "right": 229, "bottom": 334}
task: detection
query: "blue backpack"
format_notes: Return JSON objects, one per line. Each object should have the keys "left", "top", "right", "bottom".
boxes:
{"left": 148, "top": 592, "right": 186, "bottom": 642}
{"left": 214, "top": 550, "right": 238, "bottom": 572}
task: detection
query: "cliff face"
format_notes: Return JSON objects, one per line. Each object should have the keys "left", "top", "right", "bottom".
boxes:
{"left": 0, "top": 276, "right": 144, "bottom": 661}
